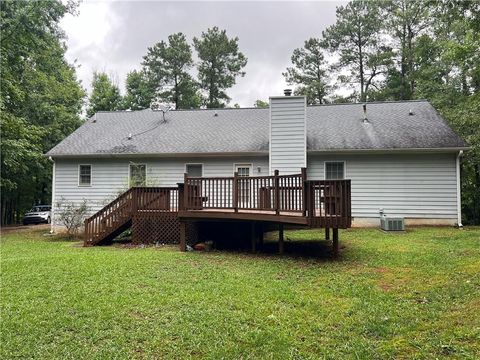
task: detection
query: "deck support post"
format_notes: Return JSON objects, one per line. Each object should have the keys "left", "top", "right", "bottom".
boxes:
{"left": 250, "top": 222, "right": 256, "bottom": 253}
{"left": 325, "top": 228, "right": 330, "bottom": 240}
{"left": 332, "top": 228, "right": 339, "bottom": 258}
{"left": 179, "top": 221, "right": 186, "bottom": 252}
{"left": 258, "top": 223, "right": 264, "bottom": 249}
{"left": 278, "top": 223, "right": 284, "bottom": 254}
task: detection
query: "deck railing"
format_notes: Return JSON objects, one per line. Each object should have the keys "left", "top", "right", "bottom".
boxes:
{"left": 183, "top": 170, "right": 307, "bottom": 214}
{"left": 183, "top": 169, "right": 352, "bottom": 228}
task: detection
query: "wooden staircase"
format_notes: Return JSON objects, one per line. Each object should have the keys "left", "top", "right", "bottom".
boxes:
{"left": 84, "top": 187, "right": 177, "bottom": 246}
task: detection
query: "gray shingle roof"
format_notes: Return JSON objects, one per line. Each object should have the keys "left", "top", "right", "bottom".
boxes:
{"left": 47, "top": 100, "right": 467, "bottom": 157}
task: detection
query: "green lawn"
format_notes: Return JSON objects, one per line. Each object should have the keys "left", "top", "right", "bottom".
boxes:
{"left": 1, "top": 227, "right": 479, "bottom": 359}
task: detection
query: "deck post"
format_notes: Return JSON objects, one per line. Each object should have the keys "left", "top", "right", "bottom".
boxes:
{"left": 233, "top": 172, "right": 238, "bottom": 212}
{"left": 274, "top": 170, "right": 280, "bottom": 215}
{"left": 258, "top": 223, "right": 264, "bottom": 249}
{"left": 301, "top": 167, "right": 307, "bottom": 216}
{"left": 250, "top": 222, "right": 256, "bottom": 253}
{"left": 278, "top": 223, "right": 284, "bottom": 254}
{"left": 183, "top": 173, "right": 188, "bottom": 210}
{"left": 332, "top": 228, "right": 339, "bottom": 258}
{"left": 179, "top": 221, "right": 187, "bottom": 252}
{"left": 177, "top": 183, "right": 185, "bottom": 211}
{"left": 325, "top": 228, "right": 330, "bottom": 240}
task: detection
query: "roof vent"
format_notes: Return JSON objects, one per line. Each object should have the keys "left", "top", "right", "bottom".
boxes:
{"left": 409, "top": 109, "right": 414, "bottom": 116}
{"left": 92, "top": 114, "right": 97, "bottom": 123}
{"left": 362, "top": 103, "right": 369, "bottom": 123}
{"left": 284, "top": 88, "right": 292, "bottom": 96}
{"left": 127, "top": 133, "right": 132, "bottom": 140}
{"left": 214, "top": 111, "right": 218, "bottom": 117}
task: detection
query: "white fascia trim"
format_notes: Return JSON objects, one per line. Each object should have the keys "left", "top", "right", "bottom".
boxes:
{"left": 307, "top": 147, "right": 470, "bottom": 155}
{"left": 46, "top": 151, "right": 269, "bottom": 159}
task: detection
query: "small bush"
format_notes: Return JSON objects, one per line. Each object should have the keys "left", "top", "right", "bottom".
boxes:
{"left": 56, "top": 198, "right": 89, "bottom": 237}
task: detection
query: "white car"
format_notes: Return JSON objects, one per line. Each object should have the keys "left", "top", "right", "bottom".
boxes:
{"left": 22, "top": 205, "right": 51, "bottom": 225}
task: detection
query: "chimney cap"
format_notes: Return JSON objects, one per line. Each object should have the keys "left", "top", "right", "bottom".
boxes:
{"left": 284, "top": 88, "right": 292, "bottom": 96}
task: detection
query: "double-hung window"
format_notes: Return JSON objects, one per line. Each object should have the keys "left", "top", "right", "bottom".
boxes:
{"left": 129, "top": 164, "right": 146, "bottom": 186}
{"left": 79, "top": 165, "right": 92, "bottom": 186}
{"left": 186, "top": 164, "right": 203, "bottom": 177}
{"left": 325, "top": 162, "right": 345, "bottom": 180}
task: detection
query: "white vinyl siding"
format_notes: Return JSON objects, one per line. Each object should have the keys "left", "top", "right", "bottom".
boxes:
{"left": 269, "top": 96, "right": 306, "bottom": 174}
{"left": 53, "top": 156, "right": 269, "bottom": 219}
{"left": 307, "top": 153, "right": 458, "bottom": 220}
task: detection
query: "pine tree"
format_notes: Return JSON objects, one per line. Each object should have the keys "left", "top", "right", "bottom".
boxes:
{"left": 322, "top": 0, "right": 392, "bottom": 102}
{"left": 86, "top": 72, "right": 122, "bottom": 117}
{"left": 142, "top": 33, "right": 200, "bottom": 109}
{"left": 193, "top": 27, "right": 247, "bottom": 108}
{"left": 283, "top": 38, "right": 330, "bottom": 104}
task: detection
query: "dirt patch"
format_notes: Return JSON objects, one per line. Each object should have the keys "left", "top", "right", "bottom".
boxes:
{"left": 1, "top": 224, "right": 50, "bottom": 234}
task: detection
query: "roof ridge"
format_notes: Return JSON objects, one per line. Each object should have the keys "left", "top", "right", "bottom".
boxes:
{"left": 307, "top": 99, "right": 429, "bottom": 108}
{"left": 92, "top": 99, "right": 430, "bottom": 117}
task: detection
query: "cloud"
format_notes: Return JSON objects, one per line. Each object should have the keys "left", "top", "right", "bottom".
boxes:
{"left": 61, "top": 0, "right": 346, "bottom": 107}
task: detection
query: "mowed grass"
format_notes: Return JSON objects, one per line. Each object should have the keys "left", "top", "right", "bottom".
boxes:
{"left": 1, "top": 227, "right": 479, "bottom": 359}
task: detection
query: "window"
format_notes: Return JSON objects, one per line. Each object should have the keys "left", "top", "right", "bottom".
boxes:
{"left": 235, "top": 164, "right": 251, "bottom": 177}
{"left": 235, "top": 164, "right": 252, "bottom": 205}
{"left": 129, "top": 164, "right": 146, "bottom": 186}
{"left": 325, "top": 162, "right": 345, "bottom": 180}
{"left": 186, "top": 164, "right": 203, "bottom": 177}
{"left": 79, "top": 165, "right": 91, "bottom": 186}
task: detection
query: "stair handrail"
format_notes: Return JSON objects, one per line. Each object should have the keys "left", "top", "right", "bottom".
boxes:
{"left": 85, "top": 187, "right": 136, "bottom": 223}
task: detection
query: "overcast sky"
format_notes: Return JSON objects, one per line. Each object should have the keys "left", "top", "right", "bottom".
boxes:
{"left": 60, "top": 0, "right": 347, "bottom": 107}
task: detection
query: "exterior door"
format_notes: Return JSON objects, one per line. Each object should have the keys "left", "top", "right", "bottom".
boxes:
{"left": 235, "top": 164, "right": 252, "bottom": 208}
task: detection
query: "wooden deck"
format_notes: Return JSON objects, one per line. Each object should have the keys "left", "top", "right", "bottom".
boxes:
{"left": 84, "top": 168, "right": 351, "bottom": 255}
{"left": 179, "top": 169, "right": 352, "bottom": 229}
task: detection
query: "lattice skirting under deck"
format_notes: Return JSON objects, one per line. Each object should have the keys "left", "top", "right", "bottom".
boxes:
{"left": 132, "top": 212, "right": 197, "bottom": 245}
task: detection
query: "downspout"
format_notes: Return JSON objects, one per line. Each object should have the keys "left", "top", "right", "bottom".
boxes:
{"left": 49, "top": 157, "right": 56, "bottom": 233}
{"left": 456, "top": 151, "right": 463, "bottom": 228}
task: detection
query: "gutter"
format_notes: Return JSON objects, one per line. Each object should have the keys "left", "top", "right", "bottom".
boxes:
{"left": 307, "top": 147, "right": 470, "bottom": 154}
{"left": 45, "top": 151, "right": 270, "bottom": 159}
{"left": 44, "top": 147, "right": 470, "bottom": 159}
{"left": 456, "top": 150, "right": 463, "bottom": 228}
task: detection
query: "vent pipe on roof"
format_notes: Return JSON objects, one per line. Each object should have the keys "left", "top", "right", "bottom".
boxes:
{"left": 362, "top": 103, "right": 369, "bottom": 123}
{"left": 284, "top": 88, "right": 292, "bottom": 96}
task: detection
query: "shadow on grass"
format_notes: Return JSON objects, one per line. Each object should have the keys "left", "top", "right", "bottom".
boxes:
{"left": 215, "top": 239, "right": 338, "bottom": 260}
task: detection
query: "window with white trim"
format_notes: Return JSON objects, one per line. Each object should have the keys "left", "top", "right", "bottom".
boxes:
{"left": 129, "top": 164, "right": 146, "bottom": 186}
{"left": 186, "top": 164, "right": 203, "bottom": 177}
{"left": 79, "top": 165, "right": 92, "bottom": 186}
{"left": 325, "top": 162, "right": 345, "bottom": 180}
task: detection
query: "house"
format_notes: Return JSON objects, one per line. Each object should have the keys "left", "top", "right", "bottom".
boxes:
{"left": 46, "top": 93, "right": 468, "bottom": 246}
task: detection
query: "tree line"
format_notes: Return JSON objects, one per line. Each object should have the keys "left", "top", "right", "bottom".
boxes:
{"left": 87, "top": 27, "right": 248, "bottom": 115}
{"left": 1, "top": 0, "right": 479, "bottom": 225}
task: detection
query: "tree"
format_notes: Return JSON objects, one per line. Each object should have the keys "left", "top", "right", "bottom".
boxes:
{"left": 142, "top": 33, "right": 200, "bottom": 109}
{"left": 322, "top": 0, "right": 392, "bottom": 102}
{"left": 283, "top": 38, "right": 330, "bottom": 104}
{"left": 254, "top": 100, "right": 269, "bottom": 108}
{"left": 122, "top": 70, "right": 155, "bottom": 110}
{"left": 1, "top": 0, "right": 85, "bottom": 224}
{"left": 86, "top": 72, "right": 122, "bottom": 117}
{"left": 381, "top": 0, "right": 431, "bottom": 100}
{"left": 193, "top": 27, "right": 248, "bottom": 108}
{"left": 441, "top": 94, "right": 480, "bottom": 225}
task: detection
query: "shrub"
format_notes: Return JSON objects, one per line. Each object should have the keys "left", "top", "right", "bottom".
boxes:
{"left": 55, "top": 198, "right": 89, "bottom": 236}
